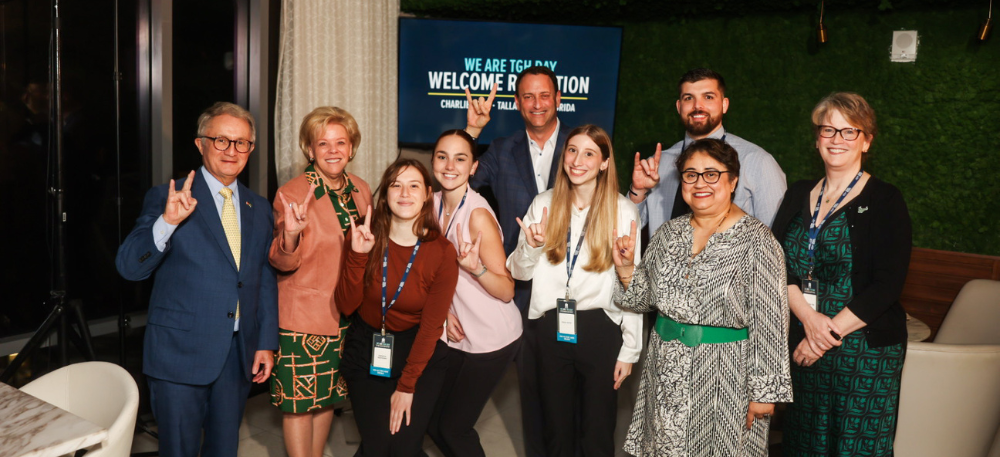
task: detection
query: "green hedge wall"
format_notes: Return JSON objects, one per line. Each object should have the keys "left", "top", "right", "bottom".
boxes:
{"left": 402, "top": 3, "right": 1000, "bottom": 255}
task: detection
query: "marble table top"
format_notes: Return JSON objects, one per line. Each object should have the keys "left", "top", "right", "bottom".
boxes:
{"left": 907, "top": 313, "right": 932, "bottom": 342}
{"left": 0, "top": 382, "right": 108, "bottom": 457}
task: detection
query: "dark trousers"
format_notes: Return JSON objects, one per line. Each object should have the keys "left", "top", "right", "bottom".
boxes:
{"left": 341, "top": 320, "right": 448, "bottom": 457}
{"left": 536, "top": 310, "right": 621, "bottom": 457}
{"left": 517, "top": 302, "right": 548, "bottom": 457}
{"left": 147, "top": 332, "right": 251, "bottom": 457}
{"left": 428, "top": 338, "right": 522, "bottom": 457}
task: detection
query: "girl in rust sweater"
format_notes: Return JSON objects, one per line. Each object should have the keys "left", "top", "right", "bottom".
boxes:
{"left": 336, "top": 159, "right": 458, "bottom": 456}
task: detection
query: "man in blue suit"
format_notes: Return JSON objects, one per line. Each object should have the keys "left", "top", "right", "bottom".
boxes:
{"left": 466, "top": 65, "right": 571, "bottom": 457}
{"left": 116, "top": 102, "right": 278, "bottom": 457}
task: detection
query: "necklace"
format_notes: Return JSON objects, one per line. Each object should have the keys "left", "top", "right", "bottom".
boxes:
{"left": 686, "top": 206, "right": 732, "bottom": 279}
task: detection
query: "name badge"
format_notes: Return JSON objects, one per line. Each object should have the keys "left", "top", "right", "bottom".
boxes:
{"left": 801, "top": 278, "right": 819, "bottom": 311}
{"left": 556, "top": 298, "right": 577, "bottom": 343}
{"left": 370, "top": 333, "right": 394, "bottom": 377}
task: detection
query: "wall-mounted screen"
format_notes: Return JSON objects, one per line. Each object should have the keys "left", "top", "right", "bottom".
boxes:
{"left": 398, "top": 18, "right": 623, "bottom": 145}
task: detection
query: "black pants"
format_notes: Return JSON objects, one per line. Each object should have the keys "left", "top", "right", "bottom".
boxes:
{"left": 341, "top": 318, "right": 448, "bottom": 457}
{"left": 536, "top": 309, "right": 622, "bottom": 457}
{"left": 517, "top": 300, "right": 548, "bottom": 457}
{"left": 427, "top": 338, "right": 522, "bottom": 457}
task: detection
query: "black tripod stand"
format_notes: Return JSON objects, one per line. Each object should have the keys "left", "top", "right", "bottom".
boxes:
{"left": 0, "top": 0, "right": 95, "bottom": 384}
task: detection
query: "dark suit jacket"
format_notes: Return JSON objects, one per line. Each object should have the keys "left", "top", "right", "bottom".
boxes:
{"left": 470, "top": 123, "right": 572, "bottom": 310}
{"left": 116, "top": 168, "right": 279, "bottom": 385}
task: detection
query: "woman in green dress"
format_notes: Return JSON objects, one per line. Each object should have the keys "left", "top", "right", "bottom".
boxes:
{"left": 772, "top": 92, "right": 912, "bottom": 456}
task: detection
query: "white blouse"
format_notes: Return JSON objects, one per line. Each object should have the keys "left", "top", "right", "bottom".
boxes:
{"left": 507, "top": 190, "right": 644, "bottom": 363}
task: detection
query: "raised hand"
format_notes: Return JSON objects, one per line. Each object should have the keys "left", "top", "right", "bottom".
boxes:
{"left": 163, "top": 170, "right": 198, "bottom": 225}
{"left": 630, "top": 143, "right": 662, "bottom": 196}
{"left": 348, "top": 205, "right": 375, "bottom": 254}
{"left": 278, "top": 184, "right": 317, "bottom": 237}
{"left": 465, "top": 83, "right": 498, "bottom": 137}
{"left": 455, "top": 222, "right": 484, "bottom": 274}
{"left": 612, "top": 220, "right": 638, "bottom": 269}
{"left": 515, "top": 207, "right": 548, "bottom": 249}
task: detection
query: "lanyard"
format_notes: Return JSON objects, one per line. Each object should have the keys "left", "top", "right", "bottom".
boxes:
{"left": 564, "top": 225, "right": 587, "bottom": 299}
{"left": 806, "top": 170, "right": 863, "bottom": 276}
{"left": 381, "top": 240, "right": 422, "bottom": 335}
{"left": 437, "top": 188, "right": 468, "bottom": 239}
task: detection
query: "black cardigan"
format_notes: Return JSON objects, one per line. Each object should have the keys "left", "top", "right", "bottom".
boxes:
{"left": 771, "top": 176, "right": 912, "bottom": 348}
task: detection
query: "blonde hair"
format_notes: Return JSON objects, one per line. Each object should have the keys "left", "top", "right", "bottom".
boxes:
{"left": 544, "top": 125, "right": 618, "bottom": 272}
{"left": 298, "top": 106, "right": 362, "bottom": 162}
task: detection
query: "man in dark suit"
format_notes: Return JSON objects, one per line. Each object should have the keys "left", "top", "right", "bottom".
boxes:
{"left": 466, "top": 65, "right": 571, "bottom": 457}
{"left": 116, "top": 102, "right": 278, "bottom": 457}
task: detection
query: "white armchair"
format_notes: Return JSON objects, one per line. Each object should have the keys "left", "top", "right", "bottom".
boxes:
{"left": 894, "top": 342, "right": 1000, "bottom": 457}
{"left": 935, "top": 279, "right": 1000, "bottom": 345}
{"left": 20, "top": 361, "right": 140, "bottom": 457}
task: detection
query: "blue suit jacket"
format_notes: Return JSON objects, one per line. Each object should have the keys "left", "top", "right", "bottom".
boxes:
{"left": 470, "top": 123, "right": 572, "bottom": 310}
{"left": 116, "top": 169, "right": 278, "bottom": 385}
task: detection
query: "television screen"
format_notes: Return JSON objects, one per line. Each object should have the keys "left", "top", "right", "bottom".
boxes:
{"left": 398, "top": 18, "right": 623, "bottom": 145}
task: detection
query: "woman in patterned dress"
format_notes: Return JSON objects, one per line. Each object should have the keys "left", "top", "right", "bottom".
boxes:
{"left": 773, "top": 92, "right": 911, "bottom": 456}
{"left": 268, "top": 107, "right": 372, "bottom": 457}
{"left": 613, "top": 138, "right": 792, "bottom": 457}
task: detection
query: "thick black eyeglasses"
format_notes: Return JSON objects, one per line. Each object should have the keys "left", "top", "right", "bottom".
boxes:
{"left": 199, "top": 136, "right": 254, "bottom": 153}
{"left": 817, "top": 125, "right": 864, "bottom": 141}
{"left": 681, "top": 170, "right": 731, "bottom": 184}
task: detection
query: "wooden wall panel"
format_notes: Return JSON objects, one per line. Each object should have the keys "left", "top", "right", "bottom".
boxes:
{"left": 900, "top": 248, "right": 1000, "bottom": 341}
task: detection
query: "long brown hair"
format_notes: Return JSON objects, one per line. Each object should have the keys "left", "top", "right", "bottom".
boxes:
{"left": 363, "top": 159, "right": 441, "bottom": 284}
{"left": 543, "top": 125, "right": 618, "bottom": 272}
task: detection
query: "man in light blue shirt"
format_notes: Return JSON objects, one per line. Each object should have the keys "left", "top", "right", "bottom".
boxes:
{"left": 628, "top": 68, "right": 786, "bottom": 231}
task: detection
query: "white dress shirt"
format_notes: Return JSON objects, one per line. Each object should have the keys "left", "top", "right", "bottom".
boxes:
{"left": 507, "top": 190, "right": 644, "bottom": 363}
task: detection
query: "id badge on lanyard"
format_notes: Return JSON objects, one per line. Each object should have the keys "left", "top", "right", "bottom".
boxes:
{"left": 803, "top": 170, "right": 862, "bottom": 313}
{"left": 556, "top": 298, "right": 577, "bottom": 343}
{"left": 801, "top": 279, "right": 819, "bottom": 311}
{"left": 558, "top": 226, "right": 586, "bottom": 344}
{"left": 370, "top": 333, "right": 394, "bottom": 377}
{"left": 371, "top": 241, "right": 421, "bottom": 378}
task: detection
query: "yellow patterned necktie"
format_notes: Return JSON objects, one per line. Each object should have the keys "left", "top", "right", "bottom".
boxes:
{"left": 220, "top": 187, "right": 240, "bottom": 320}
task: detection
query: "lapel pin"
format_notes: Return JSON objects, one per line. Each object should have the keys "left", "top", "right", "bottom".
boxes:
{"left": 858, "top": 206, "right": 868, "bottom": 213}
{"left": 245, "top": 201, "right": 252, "bottom": 208}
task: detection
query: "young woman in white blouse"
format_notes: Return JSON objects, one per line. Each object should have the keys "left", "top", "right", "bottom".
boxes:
{"left": 509, "top": 124, "right": 643, "bottom": 457}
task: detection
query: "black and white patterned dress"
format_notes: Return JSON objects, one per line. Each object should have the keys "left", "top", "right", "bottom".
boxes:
{"left": 615, "top": 214, "right": 792, "bottom": 457}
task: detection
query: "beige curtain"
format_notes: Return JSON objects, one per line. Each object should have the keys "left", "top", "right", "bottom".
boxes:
{"left": 275, "top": 0, "right": 399, "bottom": 188}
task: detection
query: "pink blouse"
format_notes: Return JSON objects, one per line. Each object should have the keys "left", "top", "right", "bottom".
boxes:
{"left": 434, "top": 189, "right": 522, "bottom": 353}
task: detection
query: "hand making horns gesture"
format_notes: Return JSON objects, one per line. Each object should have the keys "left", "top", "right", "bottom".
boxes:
{"left": 515, "top": 207, "right": 548, "bottom": 249}
{"left": 465, "top": 83, "right": 498, "bottom": 132}
{"left": 163, "top": 170, "right": 198, "bottom": 225}
{"left": 631, "top": 143, "right": 662, "bottom": 196}
{"left": 454, "top": 222, "right": 484, "bottom": 274}
{"left": 612, "top": 220, "right": 638, "bottom": 269}
{"left": 348, "top": 205, "right": 375, "bottom": 254}
{"left": 277, "top": 183, "right": 318, "bottom": 237}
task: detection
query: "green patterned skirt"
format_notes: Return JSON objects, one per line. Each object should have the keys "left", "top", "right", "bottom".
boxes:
{"left": 270, "top": 319, "right": 351, "bottom": 413}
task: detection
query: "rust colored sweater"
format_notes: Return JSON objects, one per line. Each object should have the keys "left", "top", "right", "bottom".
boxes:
{"left": 336, "top": 234, "right": 458, "bottom": 393}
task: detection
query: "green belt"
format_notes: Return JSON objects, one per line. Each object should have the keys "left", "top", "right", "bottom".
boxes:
{"left": 654, "top": 314, "right": 748, "bottom": 347}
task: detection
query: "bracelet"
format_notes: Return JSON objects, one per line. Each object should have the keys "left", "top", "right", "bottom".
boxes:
{"left": 464, "top": 129, "right": 478, "bottom": 142}
{"left": 473, "top": 264, "right": 488, "bottom": 278}
{"left": 628, "top": 186, "right": 649, "bottom": 197}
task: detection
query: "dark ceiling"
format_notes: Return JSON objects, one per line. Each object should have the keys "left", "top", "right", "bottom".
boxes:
{"left": 400, "top": 0, "right": 988, "bottom": 23}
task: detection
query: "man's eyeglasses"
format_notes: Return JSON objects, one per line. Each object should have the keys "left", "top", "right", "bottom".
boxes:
{"left": 681, "top": 170, "right": 731, "bottom": 184}
{"left": 199, "top": 136, "right": 254, "bottom": 153}
{"left": 816, "top": 125, "right": 864, "bottom": 141}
